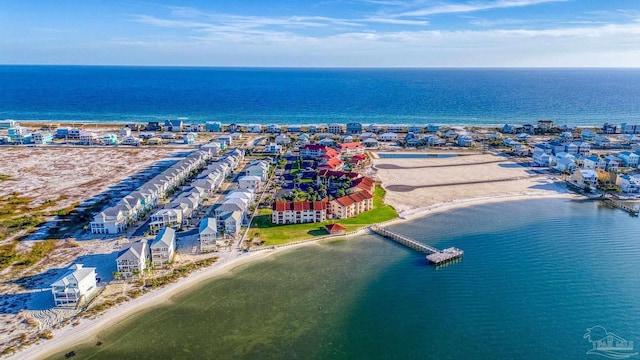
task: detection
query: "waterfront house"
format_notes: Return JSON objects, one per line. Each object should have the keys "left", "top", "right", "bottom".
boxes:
{"left": 165, "top": 119, "right": 183, "bottom": 132}
{"left": 102, "top": 134, "right": 118, "bottom": 145}
{"left": 206, "top": 121, "right": 222, "bottom": 132}
{"left": 30, "top": 131, "right": 53, "bottom": 145}
{"left": 602, "top": 123, "right": 618, "bottom": 134}
{"left": 537, "top": 120, "right": 554, "bottom": 131}
{"left": 616, "top": 174, "right": 640, "bottom": 193}
{"left": 621, "top": 123, "right": 640, "bottom": 134}
{"left": 328, "top": 123, "right": 343, "bottom": 134}
{"left": 150, "top": 227, "right": 176, "bottom": 267}
{"left": 120, "top": 127, "right": 132, "bottom": 137}
{"left": 267, "top": 124, "right": 281, "bottom": 133}
{"left": 271, "top": 200, "right": 328, "bottom": 224}
{"left": 570, "top": 169, "right": 598, "bottom": 190}
{"left": 121, "top": 137, "right": 140, "bottom": 146}
{"left": 555, "top": 157, "right": 577, "bottom": 173}
{"left": 0, "top": 119, "right": 17, "bottom": 129}
{"left": 367, "top": 124, "right": 385, "bottom": 133}
{"left": 346, "top": 122, "right": 363, "bottom": 134}
{"left": 7, "top": 126, "right": 27, "bottom": 143}
{"left": 246, "top": 124, "right": 262, "bottom": 133}
{"left": 79, "top": 131, "right": 100, "bottom": 145}
{"left": 51, "top": 264, "right": 97, "bottom": 308}
{"left": 617, "top": 151, "right": 640, "bottom": 168}
{"left": 286, "top": 125, "right": 302, "bottom": 133}
{"left": 502, "top": 124, "right": 516, "bottom": 134}
{"left": 199, "top": 218, "right": 219, "bottom": 249}
{"left": 386, "top": 124, "right": 405, "bottom": 133}
{"left": 116, "top": 240, "right": 150, "bottom": 277}
{"left": 215, "top": 210, "right": 242, "bottom": 237}
{"left": 185, "top": 124, "right": 203, "bottom": 132}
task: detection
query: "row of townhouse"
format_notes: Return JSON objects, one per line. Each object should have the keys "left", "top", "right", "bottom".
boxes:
{"left": 211, "top": 188, "right": 257, "bottom": 239}
{"left": 148, "top": 149, "right": 245, "bottom": 234}
{"left": 115, "top": 227, "right": 177, "bottom": 277}
{"left": 271, "top": 175, "right": 375, "bottom": 224}
{"left": 90, "top": 149, "right": 220, "bottom": 234}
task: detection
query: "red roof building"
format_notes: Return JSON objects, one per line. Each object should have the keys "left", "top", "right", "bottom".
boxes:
{"left": 325, "top": 223, "right": 347, "bottom": 235}
{"left": 318, "top": 157, "right": 344, "bottom": 171}
{"left": 338, "top": 142, "right": 365, "bottom": 158}
{"left": 300, "top": 144, "right": 339, "bottom": 160}
{"left": 271, "top": 200, "right": 328, "bottom": 225}
{"left": 330, "top": 191, "right": 374, "bottom": 219}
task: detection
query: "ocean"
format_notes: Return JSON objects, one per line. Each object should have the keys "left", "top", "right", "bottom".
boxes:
{"left": 54, "top": 199, "right": 640, "bottom": 359}
{"left": 2, "top": 66, "right": 640, "bottom": 126}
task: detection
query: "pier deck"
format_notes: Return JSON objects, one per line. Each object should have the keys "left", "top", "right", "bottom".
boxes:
{"left": 602, "top": 195, "right": 639, "bottom": 216}
{"left": 370, "top": 225, "right": 463, "bottom": 266}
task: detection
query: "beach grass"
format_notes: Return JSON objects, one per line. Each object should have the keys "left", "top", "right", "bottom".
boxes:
{"left": 248, "top": 186, "right": 397, "bottom": 245}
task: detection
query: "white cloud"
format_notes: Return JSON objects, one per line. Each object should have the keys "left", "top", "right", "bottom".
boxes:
{"left": 395, "top": 0, "right": 567, "bottom": 17}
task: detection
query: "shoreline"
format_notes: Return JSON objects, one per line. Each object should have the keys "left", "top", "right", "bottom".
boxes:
{"left": 11, "top": 190, "right": 580, "bottom": 360}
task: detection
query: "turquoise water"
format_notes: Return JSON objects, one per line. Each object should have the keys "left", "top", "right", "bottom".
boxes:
{"left": 54, "top": 199, "right": 640, "bottom": 359}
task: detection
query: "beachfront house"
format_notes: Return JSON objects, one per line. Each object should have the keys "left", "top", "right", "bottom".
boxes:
{"left": 165, "top": 119, "right": 183, "bottom": 132}
{"left": 346, "top": 123, "right": 363, "bottom": 134}
{"left": 199, "top": 218, "right": 219, "bottom": 250}
{"left": 30, "top": 131, "right": 53, "bottom": 145}
{"left": 0, "top": 119, "right": 17, "bottom": 129}
{"left": 621, "top": 123, "right": 640, "bottom": 134}
{"left": 116, "top": 240, "right": 151, "bottom": 277}
{"left": 150, "top": 227, "right": 176, "bottom": 267}
{"left": 616, "top": 175, "right": 640, "bottom": 193}
{"left": 328, "top": 123, "right": 343, "bottom": 134}
{"left": 51, "top": 264, "right": 98, "bottom": 308}
{"left": 206, "top": 121, "right": 222, "bottom": 132}
{"left": 216, "top": 210, "right": 243, "bottom": 237}
{"left": 570, "top": 169, "right": 598, "bottom": 190}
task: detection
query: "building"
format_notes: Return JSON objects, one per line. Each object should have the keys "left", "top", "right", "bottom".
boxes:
{"left": 150, "top": 227, "right": 176, "bottom": 267}
{"left": 330, "top": 191, "right": 374, "bottom": 219}
{"left": 51, "top": 264, "right": 97, "bottom": 308}
{"left": 245, "top": 160, "right": 270, "bottom": 181}
{"left": 616, "top": 174, "right": 640, "bottom": 193}
{"left": 346, "top": 123, "right": 363, "bottom": 134}
{"left": 149, "top": 208, "right": 183, "bottom": 233}
{"left": 238, "top": 175, "right": 262, "bottom": 191}
{"left": 0, "top": 119, "right": 17, "bottom": 129}
{"left": 165, "top": 119, "right": 183, "bottom": 132}
{"left": 199, "top": 218, "right": 219, "bottom": 250}
{"left": 617, "top": 151, "right": 640, "bottom": 168}
{"left": 31, "top": 131, "right": 53, "bottom": 145}
{"left": 271, "top": 200, "right": 329, "bottom": 224}
{"left": 338, "top": 142, "right": 365, "bottom": 158}
{"left": 379, "top": 132, "right": 398, "bottom": 142}
{"left": 570, "top": 169, "right": 598, "bottom": 190}
{"left": 300, "top": 145, "right": 339, "bottom": 160}
{"left": 325, "top": 223, "right": 347, "bottom": 235}
{"left": 532, "top": 149, "right": 556, "bottom": 167}
{"left": 206, "top": 121, "right": 222, "bottom": 132}
{"left": 327, "top": 123, "right": 343, "bottom": 134}
{"left": 90, "top": 207, "right": 127, "bottom": 234}
{"left": 116, "top": 240, "right": 150, "bottom": 277}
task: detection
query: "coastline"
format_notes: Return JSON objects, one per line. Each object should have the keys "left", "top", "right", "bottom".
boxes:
{"left": 11, "top": 190, "right": 579, "bottom": 360}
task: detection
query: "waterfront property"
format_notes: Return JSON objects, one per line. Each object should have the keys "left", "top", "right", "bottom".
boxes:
{"left": 51, "top": 264, "right": 98, "bottom": 308}
{"left": 199, "top": 218, "right": 219, "bottom": 250}
{"left": 271, "top": 200, "right": 329, "bottom": 224}
{"left": 150, "top": 227, "right": 176, "bottom": 267}
{"left": 116, "top": 240, "right": 151, "bottom": 277}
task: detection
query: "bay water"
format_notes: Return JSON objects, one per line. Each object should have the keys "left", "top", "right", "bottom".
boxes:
{"left": 54, "top": 198, "right": 640, "bottom": 359}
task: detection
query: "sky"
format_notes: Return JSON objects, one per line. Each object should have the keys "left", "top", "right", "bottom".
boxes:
{"left": 1, "top": 0, "right": 640, "bottom": 67}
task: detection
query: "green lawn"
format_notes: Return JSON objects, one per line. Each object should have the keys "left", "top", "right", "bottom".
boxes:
{"left": 246, "top": 186, "right": 398, "bottom": 246}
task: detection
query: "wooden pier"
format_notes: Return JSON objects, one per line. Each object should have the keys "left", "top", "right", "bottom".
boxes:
{"left": 602, "top": 195, "right": 639, "bottom": 216}
{"left": 370, "top": 225, "right": 463, "bottom": 266}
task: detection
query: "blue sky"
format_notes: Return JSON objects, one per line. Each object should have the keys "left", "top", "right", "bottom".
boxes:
{"left": 1, "top": 0, "right": 640, "bottom": 66}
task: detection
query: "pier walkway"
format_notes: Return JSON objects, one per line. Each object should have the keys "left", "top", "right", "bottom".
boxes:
{"left": 602, "top": 194, "right": 639, "bottom": 216}
{"left": 370, "top": 225, "right": 463, "bottom": 265}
